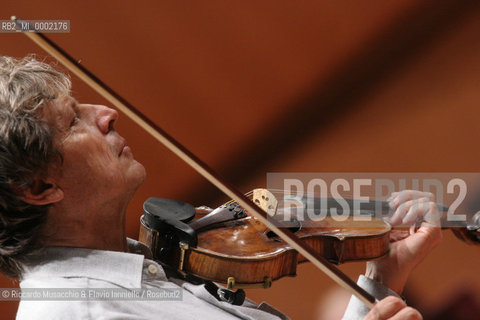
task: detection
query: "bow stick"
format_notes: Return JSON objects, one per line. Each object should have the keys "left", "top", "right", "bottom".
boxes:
{"left": 13, "top": 16, "right": 376, "bottom": 308}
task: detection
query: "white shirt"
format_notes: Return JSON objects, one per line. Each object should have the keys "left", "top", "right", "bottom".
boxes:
{"left": 16, "top": 239, "right": 288, "bottom": 320}
{"left": 342, "top": 275, "right": 400, "bottom": 320}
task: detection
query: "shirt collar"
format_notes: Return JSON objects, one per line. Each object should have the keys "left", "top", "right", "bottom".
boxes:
{"left": 21, "top": 239, "right": 153, "bottom": 288}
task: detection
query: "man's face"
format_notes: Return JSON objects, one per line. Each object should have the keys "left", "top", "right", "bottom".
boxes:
{"left": 43, "top": 97, "right": 146, "bottom": 210}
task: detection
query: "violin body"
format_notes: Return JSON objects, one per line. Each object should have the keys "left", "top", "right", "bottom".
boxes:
{"left": 139, "top": 202, "right": 391, "bottom": 288}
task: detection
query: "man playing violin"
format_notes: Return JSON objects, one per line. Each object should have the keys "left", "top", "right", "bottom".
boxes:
{"left": 0, "top": 56, "right": 440, "bottom": 319}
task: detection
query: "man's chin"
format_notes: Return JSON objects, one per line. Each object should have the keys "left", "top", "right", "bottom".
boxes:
{"left": 131, "top": 162, "right": 147, "bottom": 188}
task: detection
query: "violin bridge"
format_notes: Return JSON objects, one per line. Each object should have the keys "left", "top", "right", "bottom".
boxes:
{"left": 252, "top": 189, "right": 278, "bottom": 217}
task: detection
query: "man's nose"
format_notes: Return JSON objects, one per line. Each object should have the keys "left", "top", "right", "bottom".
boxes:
{"left": 96, "top": 105, "right": 119, "bottom": 134}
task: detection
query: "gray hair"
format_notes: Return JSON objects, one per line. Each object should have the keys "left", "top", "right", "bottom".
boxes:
{"left": 0, "top": 55, "right": 71, "bottom": 278}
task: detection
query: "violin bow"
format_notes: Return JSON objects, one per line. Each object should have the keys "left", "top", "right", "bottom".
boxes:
{"left": 13, "top": 16, "right": 376, "bottom": 308}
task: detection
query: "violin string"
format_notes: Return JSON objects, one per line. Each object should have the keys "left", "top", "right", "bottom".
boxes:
{"left": 223, "top": 188, "right": 360, "bottom": 207}
{"left": 266, "top": 188, "right": 357, "bottom": 199}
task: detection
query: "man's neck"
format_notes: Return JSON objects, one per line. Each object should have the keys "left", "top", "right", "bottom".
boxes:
{"left": 42, "top": 203, "right": 129, "bottom": 252}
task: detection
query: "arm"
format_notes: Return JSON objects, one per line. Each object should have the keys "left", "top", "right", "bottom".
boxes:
{"left": 343, "top": 190, "right": 442, "bottom": 319}
{"left": 367, "top": 190, "right": 443, "bottom": 294}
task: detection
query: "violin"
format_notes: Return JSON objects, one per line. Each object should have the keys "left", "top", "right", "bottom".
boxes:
{"left": 138, "top": 188, "right": 480, "bottom": 289}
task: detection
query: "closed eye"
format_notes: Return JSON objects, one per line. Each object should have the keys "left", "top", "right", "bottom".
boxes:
{"left": 70, "top": 115, "right": 79, "bottom": 127}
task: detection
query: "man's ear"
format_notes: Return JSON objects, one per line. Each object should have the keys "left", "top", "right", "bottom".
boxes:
{"left": 21, "top": 179, "right": 64, "bottom": 205}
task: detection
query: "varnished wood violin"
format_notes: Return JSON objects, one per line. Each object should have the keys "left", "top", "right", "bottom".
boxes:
{"left": 138, "top": 189, "right": 480, "bottom": 289}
